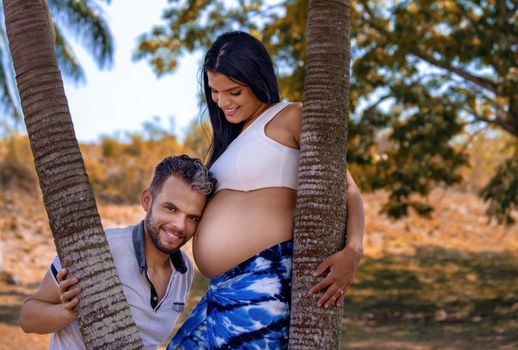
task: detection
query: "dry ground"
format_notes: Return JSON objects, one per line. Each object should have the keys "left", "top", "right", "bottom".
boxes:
{"left": 0, "top": 188, "right": 517, "bottom": 349}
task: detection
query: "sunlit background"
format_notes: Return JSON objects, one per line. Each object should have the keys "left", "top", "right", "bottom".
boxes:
{"left": 0, "top": 0, "right": 516, "bottom": 349}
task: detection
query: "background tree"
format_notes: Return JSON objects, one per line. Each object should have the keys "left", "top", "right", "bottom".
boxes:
{"left": 135, "top": 0, "right": 518, "bottom": 225}
{"left": 89, "top": 121, "right": 190, "bottom": 203}
{"left": 183, "top": 118, "right": 212, "bottom": 162}
{"left": 3, "top": 0, "right": 142, "bottom": 348}
{"left": 0, "top": 0, "right": 113, "bottom": 135}
{"left": 288, "top": 1, "right": 350, "bottom": 348}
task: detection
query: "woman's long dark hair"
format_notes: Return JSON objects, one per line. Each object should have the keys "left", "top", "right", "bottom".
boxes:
{"left": 203, "top": 31, "right": 280, "bottom": 167}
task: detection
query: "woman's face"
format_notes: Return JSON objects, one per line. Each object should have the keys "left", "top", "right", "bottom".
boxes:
{"left": 207, "top": 71, "right": 269, "bottom": 127}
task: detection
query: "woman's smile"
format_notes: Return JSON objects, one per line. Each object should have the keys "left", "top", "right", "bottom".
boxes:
{"left": 207, "top": 70, "right": 267, "bottom": 125}
{"left": 223, "top": 106, "right": 239, "bottom": 118}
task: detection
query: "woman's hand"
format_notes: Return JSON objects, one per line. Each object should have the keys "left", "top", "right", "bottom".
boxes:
{"left": 309, "top": 245, "right": 362, "bottom": 308}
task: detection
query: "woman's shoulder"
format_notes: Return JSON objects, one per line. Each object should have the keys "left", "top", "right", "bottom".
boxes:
{"left": 264, "top": 102, "right": 303, "bottom": 146}
{"left": 281, "top": 102, "right": 302, "bottom": 133}
{"left": 275, "top": 102, "right": 302, "bottom": 125}
{"left": 282, "top": 102, "right": 303, "bottom": 117}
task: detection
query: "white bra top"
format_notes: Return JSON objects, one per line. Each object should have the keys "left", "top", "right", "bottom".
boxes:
{"left": 210, "top": 102, "right": 300, "bottom": 193}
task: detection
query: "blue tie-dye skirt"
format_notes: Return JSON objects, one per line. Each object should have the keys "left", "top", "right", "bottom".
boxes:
{"left": 168, "top": 240, "right": 293, "bottom": 350}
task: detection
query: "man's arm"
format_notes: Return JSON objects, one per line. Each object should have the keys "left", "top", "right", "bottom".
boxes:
{"left": 19, "top": 268, "right": 80, "bottom": 334}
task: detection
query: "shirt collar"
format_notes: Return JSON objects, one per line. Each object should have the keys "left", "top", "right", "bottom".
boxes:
{"left": 132, "top": 220, "right": 187, "bottom": 274}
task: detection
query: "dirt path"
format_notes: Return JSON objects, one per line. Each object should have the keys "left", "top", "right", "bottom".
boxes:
{"left": 0, "top": 280, "right": 49, "bottom": 350}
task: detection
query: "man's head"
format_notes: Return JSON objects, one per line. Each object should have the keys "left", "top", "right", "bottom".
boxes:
{"left": 141, "top": 155, "right": 215, "bottom": 255}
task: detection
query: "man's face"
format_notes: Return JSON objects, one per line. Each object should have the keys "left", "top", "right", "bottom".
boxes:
{"left": 141, "top": 175, "right": 207, "bottom": 255}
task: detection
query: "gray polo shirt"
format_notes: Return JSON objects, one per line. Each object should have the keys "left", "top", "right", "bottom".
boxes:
{"left": 48, "top": 222, "right": 194, "bottom": 350}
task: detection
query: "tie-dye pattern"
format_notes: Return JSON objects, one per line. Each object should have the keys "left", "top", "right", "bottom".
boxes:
{"left": 168, "top": 241, "right": 293, "bottom": 350}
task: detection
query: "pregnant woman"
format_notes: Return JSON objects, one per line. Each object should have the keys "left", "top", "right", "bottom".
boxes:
{"left": 169, "top": 31, "right": 365, "bottom": 350}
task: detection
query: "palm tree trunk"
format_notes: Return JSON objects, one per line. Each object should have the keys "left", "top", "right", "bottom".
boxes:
{"left": 289, "top": 0, "right": 351, "bottom": 349}
{"left": 3, "top": 0, "right": 143, "bottom": 348}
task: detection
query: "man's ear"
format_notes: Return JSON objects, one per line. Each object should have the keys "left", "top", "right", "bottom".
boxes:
{"left": 141, "top": 189, "right": 152, "bottom": 212}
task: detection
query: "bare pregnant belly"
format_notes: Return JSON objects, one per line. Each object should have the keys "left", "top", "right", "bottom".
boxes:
{"left": 193, "top": 188, "right": 296, "bottom": 278}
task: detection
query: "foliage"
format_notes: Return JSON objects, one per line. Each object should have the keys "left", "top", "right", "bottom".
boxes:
{"left": 183, "top": 118, "right": 212, "bottom": 163}
{"left": 0, "top": 0, "right": 114, "bottom": 134}
{"left": 0, "top": 133, "right": 36, "bottom": 192}
{"left": 480, "top": 156, "right": 518, "bottom": 225}
{"left": 135, "top": 0, "right": 518, "bottom": 224}
{"left": 0, "top": 3, "right": 22, "bottom": 130}
{"left": 0, "top": 125, "right": 193, "bottom": 204}
{"left": 461, "top": 130, "right": 516, "bottom": 192}
{"left": 0, "top": 160, "right": 36, "bottom": 192}
{"left": 83, "top": 122, "right": 192, "bottom": 203}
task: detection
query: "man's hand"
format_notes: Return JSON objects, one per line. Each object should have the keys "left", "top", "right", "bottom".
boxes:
{"left": 57, "top": 268, "right": 80, "bottom": 318}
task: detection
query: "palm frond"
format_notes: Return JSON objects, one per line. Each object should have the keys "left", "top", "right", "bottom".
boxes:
{"left": 0, "top": 7, "right": 23, "bottom": 125}
{"left": 48, "top": 0, "right": 114, "bottom": 69}
{"left": 54, "top": 24, "right": 86, "bottom": 82}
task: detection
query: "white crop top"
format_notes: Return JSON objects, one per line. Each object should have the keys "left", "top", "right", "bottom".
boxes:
{"left": 210, "top": 102, "right": 300, "bottom": 193}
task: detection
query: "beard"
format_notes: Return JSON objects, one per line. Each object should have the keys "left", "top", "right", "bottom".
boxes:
{"left": 144, "top": 208, "right": 186, "bottom": 255}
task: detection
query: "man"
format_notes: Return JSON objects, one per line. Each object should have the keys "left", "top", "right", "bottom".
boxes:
{"left": 19, "top": 155, "right": 216, "bottom": 349}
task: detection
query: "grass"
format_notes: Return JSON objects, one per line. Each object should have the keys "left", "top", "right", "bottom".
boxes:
{"left": 340, "top": 247, "right": 518, "bottom": 349}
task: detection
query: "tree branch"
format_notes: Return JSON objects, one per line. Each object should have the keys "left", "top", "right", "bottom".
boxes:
{"left": 460, "top": 106, "right": 518, "bottom": 137}
{"left": 503, "top": 2, "right": 518, "bottom": 22}
{"left": 458, "top": 124, "right": 490, "bottom": 160}
{"left": 496, "top": 0, "right": 517, "bottom": 24}
{"left": 454, "top": 4, "right": 486, "bottom": 38}
{"left": 364, "top": 93, "right": 391, "bottom": 111}
{"left": 358, "top": 0, "right": 388, "bottom": 35}
{"left": 410, "top": 51, "right": 498, "bottom": 95}
{"left": 359, "top": 0, "right": 499, "bottom": 95}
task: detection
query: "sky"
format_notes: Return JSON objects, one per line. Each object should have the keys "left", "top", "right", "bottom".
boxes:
{"left": 62, "top": 0, "right": 202, "bottom": 143}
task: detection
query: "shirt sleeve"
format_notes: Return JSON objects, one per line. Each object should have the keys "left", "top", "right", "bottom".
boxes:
{"left": 49, "top": 255, "right": 62, "bottom": 285}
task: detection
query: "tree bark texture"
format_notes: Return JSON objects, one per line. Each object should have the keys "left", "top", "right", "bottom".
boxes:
{"left": 289, "top": 0, "right": 350, "bottom": 349}
{"left": 3, "top": 0, "right": 143, "bottom": 348}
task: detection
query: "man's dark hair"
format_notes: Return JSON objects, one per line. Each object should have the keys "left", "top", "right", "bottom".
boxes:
{"left": 149, "top": 155, "right": 216, "bottom": 196}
